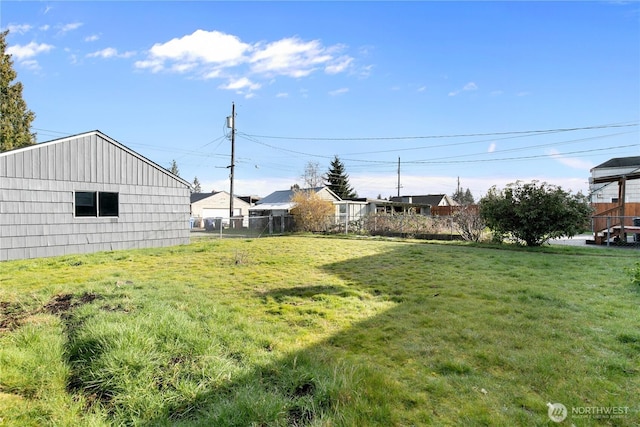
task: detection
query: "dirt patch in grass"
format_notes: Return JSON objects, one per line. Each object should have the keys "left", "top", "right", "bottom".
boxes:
{"left": 0, "top": 292, "right": 102, "bottom": 332}
{"left": 0, "top": 301, "right": 24, "bottom": 331}
{"left": 43, "top": 292, "right": 101, "bottom": 317}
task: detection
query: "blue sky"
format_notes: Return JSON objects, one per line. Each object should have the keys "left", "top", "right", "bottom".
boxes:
{"left": 2, "top": 1, "right": 639, "bottom": 199}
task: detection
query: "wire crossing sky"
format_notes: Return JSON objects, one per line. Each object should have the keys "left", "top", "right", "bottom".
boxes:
{"left": 3, "top": 1, "right": 639, "bottom": 198}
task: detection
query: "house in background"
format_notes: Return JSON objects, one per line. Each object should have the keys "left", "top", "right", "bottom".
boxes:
{"left": 249, "top": 187, "right": 341, "bottom": 233}
{"left": 589, "top": 156, "right": 640, "bottom": 203}
{"left": 588, "top": 156, "right": 640, "bottom": 245}
{"left": 341, "top": 197, "right": 432, "bottom": 216}
{"left": 249, "top": 186, "right": 341, "bottom": 217}
{"left": 190, "top": 191, "right": 251, "bottom": 227}
{"left": 390, "top": 194, "right": 458, "bottom": 209}
{"left": 388, "top": 194, "right": 456, "bottom": 215}
{"left": 252, "top": 187, "right": 436, "bottom": 218}
{"left": 0, "top": 130, "right": 191, "bottom": 261}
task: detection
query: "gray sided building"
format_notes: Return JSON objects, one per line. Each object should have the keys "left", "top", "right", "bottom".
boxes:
{"left": 0, "top": 130, "right": 191, "bottom": 261}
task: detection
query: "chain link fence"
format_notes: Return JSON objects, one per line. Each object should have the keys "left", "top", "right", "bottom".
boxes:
{"left": 190, "top": 213, "right": 468, "bottom": 240}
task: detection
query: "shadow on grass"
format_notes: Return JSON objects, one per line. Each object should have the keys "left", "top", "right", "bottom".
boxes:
{"left": 59, "top": 242, "right": 639, "bottom": 426}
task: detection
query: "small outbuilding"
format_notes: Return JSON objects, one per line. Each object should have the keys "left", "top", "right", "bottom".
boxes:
{"left": 190, "top": 191, "right": 251, "bottom": 228}
{"left": 0, "top": 130, "right": 192, "bottom": 261}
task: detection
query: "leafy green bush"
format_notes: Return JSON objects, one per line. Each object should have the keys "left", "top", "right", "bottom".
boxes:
{"left": 479, "top": 180, "right": 593, "bottom": 246}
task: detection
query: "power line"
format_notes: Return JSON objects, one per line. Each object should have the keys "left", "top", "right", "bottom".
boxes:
{"left": 405, "top": 143, "right": 640, "bottom": 165}
{"left": 241, "top": 131, "right": 639, "bottom": 165}
{"left": 242, "top": 122, "right": 638, "bottom": 142}
{"left": 414, "top": 131, "right": 637, "bottom": 163}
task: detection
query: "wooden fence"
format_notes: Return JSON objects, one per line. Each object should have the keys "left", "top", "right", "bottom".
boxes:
{"left": 430, "top": 205, "right": 478, "bottom": 216}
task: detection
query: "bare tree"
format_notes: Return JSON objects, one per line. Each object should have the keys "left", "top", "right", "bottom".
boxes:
{"left": 301, "top": 161, "right": 323, "bottom": 188}
{"left": 452, "top": 206, "right": 485, "bottom": 242}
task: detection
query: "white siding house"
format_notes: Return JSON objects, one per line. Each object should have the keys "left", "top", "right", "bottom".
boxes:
{"left": 250, "top": 187, "right": 342, "bottom": 217}
{"left": 0, "top": 130, "right": 191, "bottom": 261}
{"left": 590, "top": 156, "right": 640, "bottom": 203}
{"left": 190, "top": 191, "right": 251, "bottom": 227}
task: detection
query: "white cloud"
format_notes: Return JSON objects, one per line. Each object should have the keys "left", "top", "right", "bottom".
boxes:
{"left": 203, "top": 69, "right": 222, "bottom": 79}
{"left": 359, "top": 64, "right": 374, "bottom": 78}
{"left": 172, "top": 62, "right": 198, "bottom": 73}
{"left": 329, "top": 87, "right": 349, "bottom": 96}
{"left": 219, "top": 77, "right": 261, "bottom": 91}
{"left": 276, "top": 92, "right": 289, "bottom": 98}
{"left": 85, "top": 34, "right": 100, "bottom": 42}
{"left": 488, "top": 142, "right": 496, "bottom": 153}
{"left": 39, "top": 24, "right": 50, "bottom": 31}
{"left": 448, "top": 81, "right": 478, "bottom": 96}
{"left": 6, "top": 24, "right": 32, "bottom": 35}
{"left": 516, "top": 91, "right": 531, "bottom": 97}
{"left": 138, "top": 29, "right": 250, "bottom": 73}
{"left": 20, "top": 59, "right": 40, "bottom": 71}
{"left": 250, "top": 37, "right": 333, "bottom": 78}
{"left": 547, "top": 149, "right": 594, "bottom": 170}
{"left": 325, "top": 56, "right": 353, "bottom": 74}
{"left": 87, "top": 47, "right": 135, "bottom": 59}
{"left": 6, "top": 41, "right": 54, "bottom": 61}
{"left": 134, "top": 58, "right": 164, "bottom": 73}
{"left": 135, "top": 30, "right": 355, "bottom": 94}
{"left": 58, "top": 22, "right": 83, "bottom": 33}
{"left": 417, "top": 86, "right": 427, "bottom": 92}
{"left": 490, "top": 90, "right": 503, "bottom": 96}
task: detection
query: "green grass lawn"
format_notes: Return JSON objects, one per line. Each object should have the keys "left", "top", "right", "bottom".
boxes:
{"left": 1, "top": 236, "right": 638, "bottom": 426}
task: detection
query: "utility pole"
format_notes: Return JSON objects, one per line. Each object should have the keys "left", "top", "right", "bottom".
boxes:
{"left": 227, "top": 102, "right": 235, "bottom": 227}
{"left": 397, "top": 157, "right": 401, "bottom": 197}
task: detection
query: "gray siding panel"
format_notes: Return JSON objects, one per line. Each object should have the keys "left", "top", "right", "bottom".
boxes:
{"left": 0, "top": 131, "right": 190, "bottom": 261}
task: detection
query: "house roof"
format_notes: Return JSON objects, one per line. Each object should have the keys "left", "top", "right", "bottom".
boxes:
{"left": 255, "top": 186, "right": 340, "bottom": 205}
{"left": 1, "top": 130, "right": 192, "bottom": 188}
{"left": 190, "top": 192, "right": 220, "bottom": 203}
{"left": 390, "top": 194, "right": 456, "bottom": 206}
{"left": 592, "top": 156, "right": 640, "bottom": 170}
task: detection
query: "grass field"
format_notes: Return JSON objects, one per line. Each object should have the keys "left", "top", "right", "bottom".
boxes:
{"left": 0, "top": 236, "right": 638, "bottom": 426}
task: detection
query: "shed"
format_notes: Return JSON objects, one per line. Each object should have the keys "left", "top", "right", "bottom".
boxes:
{"left": 190, "top": 191, "right": 251, "bottom": 227}
{"left": 0, "top": 130, "right": 191, "bottom": 261}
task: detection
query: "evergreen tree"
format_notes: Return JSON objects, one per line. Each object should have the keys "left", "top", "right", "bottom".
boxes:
{"left": 0, "top": 30, "right": 36, "bottom": 152}
{"left": 169, "top": 160, "right": 180, "bottom": 176}
{"left": 463, "top": 188, "right": 475, "bottom": 204}
{"left": 451, "top": 181, "right": 475, "bottom": 205}
{"left": 192, "top": 176, "right": 202, "bottom": 193}
{"left": 325, "top": 155, "right": 357, "bottom": 199}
